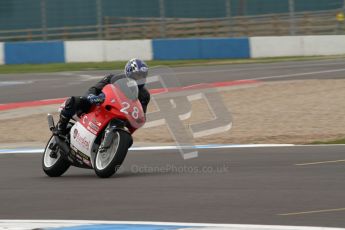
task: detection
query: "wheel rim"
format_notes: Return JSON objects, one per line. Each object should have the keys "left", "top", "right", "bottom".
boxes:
{"left": 95, "top": 132, "right": 120, "bottom": 170}
{"left": 43, "top": 137, "right": 60, "bottom": 168}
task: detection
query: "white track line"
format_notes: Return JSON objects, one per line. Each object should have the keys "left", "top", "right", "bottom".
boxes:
{"left": 295, "top": 159, "right": 345, "bottom": 166}
{"left": 54, "top": 60, "right": 345, "bottom": 79}
{"left": 75, "top": 67, "right": 345, "bottom": 83}
{"left": 175, "top": 61, "right": 345, "bottom": 75}
{"left": 0, "top": 81, "right": 33, "bottom": 87}
{"left": 0, "top": 144, "right": 296, "bottom": 155}
{"left": 250, "top": 68, "right": 345, "bottom": 81}
{"left": 0, "top": 220, "right": 343, "bottom": 230}
{"left": 278, "top": 207, "right": 345, "bottom": 216}
{"left": 1, "top": 144, "right": 344, "bottom": 155}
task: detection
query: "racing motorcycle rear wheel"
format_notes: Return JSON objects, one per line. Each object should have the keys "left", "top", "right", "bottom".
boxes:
{"left": 94, "top": 130, "right": 132, "bottom": 178}
{"left": 42, "top": 136, "right": 70, "bottom": 177}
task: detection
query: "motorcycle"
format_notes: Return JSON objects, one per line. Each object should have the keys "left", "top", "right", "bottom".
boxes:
{"left": 42, "top": 78, "right": 145, "bottom": 178}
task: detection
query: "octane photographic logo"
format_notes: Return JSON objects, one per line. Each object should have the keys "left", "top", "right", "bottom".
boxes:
{"left": 141, "top": 67, "right": 233, "bottom": 160}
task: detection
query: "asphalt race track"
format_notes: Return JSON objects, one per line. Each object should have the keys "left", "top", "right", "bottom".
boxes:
{"left": 0, "top": 59, "right": 345, "bottom": 228}
{"left": 0, "top": 59, "right": 345, "bottom": 103}
{"left": 0, "top": 145, "right": 344, "bottom": 227}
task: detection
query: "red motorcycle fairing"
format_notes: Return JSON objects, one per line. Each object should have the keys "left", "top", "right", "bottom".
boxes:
{"left": 79, "top": 83, "right": 146, "bottom": 136}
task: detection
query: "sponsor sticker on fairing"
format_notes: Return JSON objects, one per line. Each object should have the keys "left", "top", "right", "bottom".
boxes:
{"left": 73, "top": 130, "right": 91, "bottom": 150}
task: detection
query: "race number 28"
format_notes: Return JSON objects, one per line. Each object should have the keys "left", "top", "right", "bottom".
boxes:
{"left": 120, "top": 102, "right": 139, "bottom": 119}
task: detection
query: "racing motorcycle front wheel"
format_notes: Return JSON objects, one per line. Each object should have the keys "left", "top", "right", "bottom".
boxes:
{"left": 42, "top": 136, "right": 70, "bottom": 177}
{"left": 94, "top": 130, "right": 132, "bottom": 178}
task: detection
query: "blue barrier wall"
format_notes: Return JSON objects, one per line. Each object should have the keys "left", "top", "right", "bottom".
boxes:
{"left": 152, "top": 38, "right": 250, "bottom": 60}
{"left": 4, "top": 41, "right": 65, "bottom": 64}
{"left": 153, "top": 39, "right": 200, "bottom": 60}
{"left": 2, "top": 36, "right": 344, "bottom": 65}
{"left": 200, "top": 38, "right": 250, "bottom": 59}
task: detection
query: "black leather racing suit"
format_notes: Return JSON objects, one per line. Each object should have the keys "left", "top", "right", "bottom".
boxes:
{"left": 60, "top": 74, "right": 150, "bottom": 119}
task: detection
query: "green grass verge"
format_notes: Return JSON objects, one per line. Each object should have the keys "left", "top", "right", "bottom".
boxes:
{"left": 0, "top": 55, "right": 344, "bottom": 74}
{"left": 311, "top": 138, "right": 345, "bottom": 145}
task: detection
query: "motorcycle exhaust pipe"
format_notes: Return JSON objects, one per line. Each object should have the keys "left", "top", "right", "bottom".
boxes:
{"left": 47, "top": 114, "right": 55, "bottom": 131}
{"left": 47, "top": 114, "right": 70, "bottom": 155}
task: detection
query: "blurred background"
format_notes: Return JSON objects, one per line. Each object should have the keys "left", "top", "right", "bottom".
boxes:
{"left": 0, "top": 0, "right": 344, "bottom": 41}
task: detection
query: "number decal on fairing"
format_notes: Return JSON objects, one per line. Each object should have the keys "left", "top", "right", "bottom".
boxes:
{"left": 132, "top": 106, "right": 139, "bottom": 119}
{"left": 120, "top": 102, "right": 130, "bottom": 114}
{"left": 120, "top": 102, "right": 140, "bottom": 119}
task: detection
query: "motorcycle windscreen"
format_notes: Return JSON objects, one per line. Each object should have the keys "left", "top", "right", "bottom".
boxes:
{"left": 111, "top": 78, "right": 145, "bottom": 129}
{"left": 113, "top": 78, "right": 139, "bottom": 100}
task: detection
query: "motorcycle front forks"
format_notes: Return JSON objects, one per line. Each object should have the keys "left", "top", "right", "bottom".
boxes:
{"left": 98, "top": 126, "right": 116, "bottom": 153}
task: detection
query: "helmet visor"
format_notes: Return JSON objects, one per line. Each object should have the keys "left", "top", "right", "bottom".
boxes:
{"left": 128, "top": 68, "right": 148, "bottom": 85}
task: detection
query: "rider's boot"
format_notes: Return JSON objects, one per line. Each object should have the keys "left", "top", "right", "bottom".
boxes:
{"left": 56, "top": 114, "right": 70, "bottom": 136}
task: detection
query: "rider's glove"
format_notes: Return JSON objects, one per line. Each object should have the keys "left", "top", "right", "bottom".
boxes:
{"left": 87, "top": 93, "right": 105, "bottom": 105}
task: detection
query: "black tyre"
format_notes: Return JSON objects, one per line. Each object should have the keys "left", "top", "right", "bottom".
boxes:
{"left": 94, "top": 130, "right": 132, "bottom": 178}
{"left": 42, "top": 136, "right": 70, "bottom": 177}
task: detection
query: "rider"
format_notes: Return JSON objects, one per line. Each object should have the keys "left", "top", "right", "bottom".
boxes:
{"left": 56, "top": 58, "right": 150, "bottom": 135}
